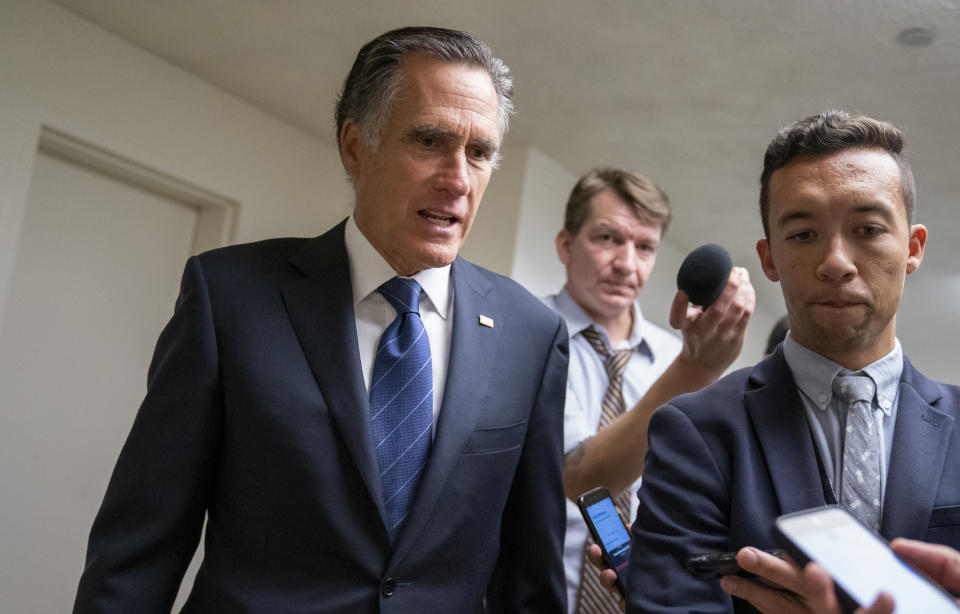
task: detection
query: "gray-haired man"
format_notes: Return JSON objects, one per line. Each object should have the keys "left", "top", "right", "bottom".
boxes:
{"left": 75, "top": 27, "right": 568, "bottom": 613}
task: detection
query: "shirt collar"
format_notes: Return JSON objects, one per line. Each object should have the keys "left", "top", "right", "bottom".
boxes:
{"left": 553, "top": 287, "right": 651, "bottom": 354}
{"left": 782, "top": 333, "right": 902, "bottom": 415}
{"left": 344, "top": 216, "right": 451, "bottom": 318}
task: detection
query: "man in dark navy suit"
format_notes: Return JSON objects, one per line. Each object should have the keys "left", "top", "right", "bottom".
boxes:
{"left": 74, "top": 27, "right": 568, "bottom": 613}
{"left": 622, "top": 110, "right": 960, "bottom": 613}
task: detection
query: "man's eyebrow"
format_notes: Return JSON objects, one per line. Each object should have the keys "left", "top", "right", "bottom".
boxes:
{"left": 851, "top": 203, "right": 896, "bottom": 220}
{"left": 776, "top": 210, "right": 812, "bottom": 229}
{"left": 405, "top": 125, "right": 455, "bottom": 141}
{"left": 591, "top": 223, "right": 622, "bottom": 235}
{"left": 776, "top": 203, "right": 897, "bottom": 229}
{"left": 469, "top": 136, "right": 499, "bottom": 152}
{"left": 404, "top": 125, "right": 499, "bottom": 151}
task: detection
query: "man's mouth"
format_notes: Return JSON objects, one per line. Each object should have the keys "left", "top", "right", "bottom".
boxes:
{"left": 600, "top": 280, "right": 636, "bottom": 293}
{"left": 419, "top": 210, "right": 460, "bottom": 227}
{"left": 811, "top": 299, "right": 867, "bottom": 311}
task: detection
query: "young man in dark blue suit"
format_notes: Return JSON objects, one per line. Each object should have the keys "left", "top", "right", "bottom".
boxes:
{"left": 624, "top": 111, "right": 960, "bottom": 613}
{"left": 74, "top": 27, "right": 568, "bottom": 613}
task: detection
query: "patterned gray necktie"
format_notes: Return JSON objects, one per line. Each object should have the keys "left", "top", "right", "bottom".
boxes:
{"left": 832, "top": 374, "right": 881, "bottom": 531}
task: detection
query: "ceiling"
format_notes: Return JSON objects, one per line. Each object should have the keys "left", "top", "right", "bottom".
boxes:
{"left": 49, "top": 0, "right": 960, "bottom": 377}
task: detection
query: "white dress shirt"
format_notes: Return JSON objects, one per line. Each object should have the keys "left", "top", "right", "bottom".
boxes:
{"left": 344, "top": 216, "right": 453, "bottom": 430}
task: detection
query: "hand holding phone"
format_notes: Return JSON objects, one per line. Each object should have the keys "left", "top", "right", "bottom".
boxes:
{"left": 577, "top": 486, "right": 632, "bottom": 597}
{"left": 774, "top": 506, "right": 960, "bottom": 613}
{"left": 686, "top": 548, "right": 786, "bottom": 579}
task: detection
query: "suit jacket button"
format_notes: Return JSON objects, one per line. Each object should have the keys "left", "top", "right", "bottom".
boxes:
{"left": 381, "top": 577, "right": 396, "bottom": 597}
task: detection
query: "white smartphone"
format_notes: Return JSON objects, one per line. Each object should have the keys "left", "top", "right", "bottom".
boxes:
{"left": 774, "top": 506, "right": 960, "bottom": 613}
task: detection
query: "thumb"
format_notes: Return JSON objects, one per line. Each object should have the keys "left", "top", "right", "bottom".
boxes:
{"left": 670, "top": 290, "right": 689, "bottom": 330}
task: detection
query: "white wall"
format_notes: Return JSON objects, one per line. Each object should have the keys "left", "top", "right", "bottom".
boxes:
{"left": 0, "top": 0, "right": 353, "bottom": 326}
{"left": 509, "top": 146, "right": 577, "bottom": 297}
{"left": 0, "top": 1, "right": 352, "bottom": 610}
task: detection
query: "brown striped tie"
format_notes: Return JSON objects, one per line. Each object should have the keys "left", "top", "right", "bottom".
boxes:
{"left": 576, "top": 326, "right": 634, "bottom": 613}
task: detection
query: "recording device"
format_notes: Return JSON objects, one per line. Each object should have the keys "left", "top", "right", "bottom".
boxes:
{"left": 577, "top": 486, "right": 632, "bottom": 597}
{"left": 774, "top": 506, "right": 960, "bottom": 613}
{"left": 676, "top": 243, "right": 732, "bottom": 307}
{"left": 686, "top": 548, "right": 786, "bottom": 579}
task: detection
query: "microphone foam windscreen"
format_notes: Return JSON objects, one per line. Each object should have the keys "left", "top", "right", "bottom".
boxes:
{"left": 676, "top": 243, "right": 732, "bottom": 307}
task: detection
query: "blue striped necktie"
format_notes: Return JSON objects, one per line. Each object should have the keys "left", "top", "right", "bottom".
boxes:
{"left": 370, "top": 277, "right": 434, "bottom": 538}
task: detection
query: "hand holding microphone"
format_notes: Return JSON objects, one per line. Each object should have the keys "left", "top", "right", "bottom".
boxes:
{"left": 677, "top": 243, "right": 733, "bottom": 308}
{"left": 670, "top": 243, "right": 756, "bottom": 381}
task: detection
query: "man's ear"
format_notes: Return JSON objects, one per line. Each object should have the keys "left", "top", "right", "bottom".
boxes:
{"left": 906, "top": 224, "right": 927, "bottom": 274}
{"left": 555, "top": 229, "right": 573, "bottom": 265}
{"left": 339, "top": 120, "right": 364, "bottom": 179}
{"left": 756, "top": 238, "right": 780, "bottom": 282}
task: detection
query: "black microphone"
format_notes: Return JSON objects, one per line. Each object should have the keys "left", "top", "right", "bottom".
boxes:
{"left": 676, "top": 243, "right": 732, "bottom": 307}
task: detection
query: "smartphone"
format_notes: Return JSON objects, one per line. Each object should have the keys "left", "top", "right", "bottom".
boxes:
{"left": 774, "top": 506, "right": 960, "bottom": 613}
{"left": 686, "top": 548, "right": 787, "bottom": 578}
{"left": 577, "top": 486, "right": 631, "bottom": 597}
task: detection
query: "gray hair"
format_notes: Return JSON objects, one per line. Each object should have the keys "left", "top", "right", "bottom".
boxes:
{"left": 335, "top": 26, "right": 514, "bottom": 154}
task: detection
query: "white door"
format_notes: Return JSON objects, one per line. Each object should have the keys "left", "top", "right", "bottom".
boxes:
{"left": 0, "top": 142, "right": 220, "bottom": 612}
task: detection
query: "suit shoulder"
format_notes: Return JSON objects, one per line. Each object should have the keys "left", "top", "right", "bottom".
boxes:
{"left": 666, "top": 365, "right": 756, "bottom": 421}
{"left": 195, "top": 237, "right": 309, "bottom": 269}
{"left": 905, "top": 359, "right": 960, "bottom": 416}
{"left": 179, "top": 237, "right": 315, "bottom": 298}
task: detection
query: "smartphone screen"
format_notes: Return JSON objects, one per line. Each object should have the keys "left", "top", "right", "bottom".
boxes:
{"left": 578, "top": 488, "right": 631, "bottom": 595}
{"left": 776, "top": 507, "right": 959, "bottom": 613}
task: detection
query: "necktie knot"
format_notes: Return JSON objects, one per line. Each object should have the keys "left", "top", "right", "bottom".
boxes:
{"left": 379, "top": 277, "right": 422, "bottom": 316}
{"left": 581, "top": 326, "right": 633, "bottom": 378}
{"left": 832, "top": 374, "right": 876, "bottom": 407}
{"left": 580, "top": 326, "right": 611, "bottom": 357}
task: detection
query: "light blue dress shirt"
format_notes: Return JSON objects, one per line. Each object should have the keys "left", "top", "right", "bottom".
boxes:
{"left": 782, "top": 333, "right": 903, "bottom": 507}
{"left": 543, "top": 288, "right": 681, "bottom": 613}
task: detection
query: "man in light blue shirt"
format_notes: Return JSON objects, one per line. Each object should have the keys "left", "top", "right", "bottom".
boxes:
{"left": 784, "top": 333, "right": 902, "bottom": 508}
{"left": 544, "top": 167, "right": 756, "bottom": 613}
{"left": 623, "top": 111, "right": 960, "bottom": 614}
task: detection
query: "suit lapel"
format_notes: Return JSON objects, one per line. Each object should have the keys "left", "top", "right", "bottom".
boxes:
{"left": 881, "top": 359, "right": 953, "bottom": 540}
{"left": 279, "top": 221, "right": 386, "bottom": 524}
{"left": 391, "top": 258, "right": 499, "bottom": 562}
{"left": 745, "top": 353, "right": 830, "bottom": 514}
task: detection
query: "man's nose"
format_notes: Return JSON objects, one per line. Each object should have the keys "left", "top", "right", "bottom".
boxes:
{"left": 612, "top": 242, "right": 639, "bottom": 273}
{"left": 816, "top": 235, "right": 857, "bottom": 281}
{"left": 434, "top": 150, "right": 470, "bottom": 196}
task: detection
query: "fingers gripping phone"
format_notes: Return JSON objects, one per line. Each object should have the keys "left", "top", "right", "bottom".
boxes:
{"left": 686, "top": 549, "right": 786, "bottom": 578}
{"left": 577, "top": 486, "right": 632, "bottom": 597}
{"left": 775, "top": 506, "right": 960, "bottom": 614}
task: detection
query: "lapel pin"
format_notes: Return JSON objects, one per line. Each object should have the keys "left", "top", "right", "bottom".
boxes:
{"left": 479, "top": 314, "right": 494, "bottom": 328}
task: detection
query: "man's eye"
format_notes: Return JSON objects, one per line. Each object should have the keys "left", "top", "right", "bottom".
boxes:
{"left": 420, "top": 137, "right": 439, "bottom": 148}
{"left": 859, "top": 225, "right": 885, "bottom": 237}
{"left": 786, "top": 230, "right": 814, "bottom": 242}
{"left": 468, "top": 147, "right": 491, "bottom": 160}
